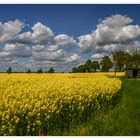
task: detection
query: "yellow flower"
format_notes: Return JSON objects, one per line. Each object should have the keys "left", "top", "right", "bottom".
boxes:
{"left": 0, "top": 72, "right": 123, "bottom": 135}
{"left": 16, "top": 118, "right": 19, "bottom": 124}
{"left": 2, "top": 125, "right": 5, "bottom": 129}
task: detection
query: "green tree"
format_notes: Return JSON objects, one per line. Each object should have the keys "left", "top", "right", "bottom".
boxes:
{"left": 100, "top": 56, "right": 113, "bottom": 72}
{"left": 92, "top": 61, "right": 100, "bottom": 72}
{"left": 85, "top": 59, "right": 92, "bottom": 72}
{"left": 26, "top": 69, "right": 31, "bottom": 73}
{"left": 77, "top": 65, "right": 87, "bottom": 73}
{"left": 37, "top": 68, "right": 43, "bottom": 73}
{"left": 7, "top": 67, "right": 12, "bottom": 74}
{"left": 112, "top": 51, "right": 128, "bottom": 71}
{"left": 131, "top": 49, "right": 140, "bottom": 68}
{"left": 123, "top": 52, "right": 132, "bottom": 69}
{"left": 72, "top": 67, "right": 78, "bottom": 73}
{"left": 48, "top": 67, "right": 55, "bottom": 73}
{"left": 112, "top": 50, "right": 135, "bottom": 71}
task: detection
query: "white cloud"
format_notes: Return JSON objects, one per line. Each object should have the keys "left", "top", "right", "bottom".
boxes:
{"left": 30, "top": 33, "right": 79, "bottom": 67}
{"left": 1, "top": 14, "right": 140, "bottom": 71}
{"left": 95, "top": 44, "right": 125, "bottom": 53}
{"left": 0, "top": 20, "right": 80, "bottom": 71}
{"left": 91, "top": 52, "right": 109, "bottom": 60}
{"left": 0, "top": 20, "right": 24, "bottom": 43}
{"left": 66, "top": 53, "right": 80, "bottom": 63}
{"left": 0, "top": 51, "right": 13, "bottom": 61}
{"left": 18, "top": 22, "right": 54, "bottom": 44}
{"left": 78, "top": 14, "right": 140, "bottom": 60}
{"left": 4, "top": 43, "right": 32, "bottom": 57}
{"left": 46, "top": 45, "right": 59, "bottom": 52}
{"left": 26, "top": 52, "right": 81, "bottom": 72}
{"left": 78, "top": 34, "right": 95, "bottom": 53}
{"left": 32, "top": 44, "right": 45, "bottom": 52}
{"left": 98, "top": 14, "right": 140, "bottom": 44}
{"left": 32, "top": 49, "right": 65, "bottom": 61}
{"left": 94, "top": 24, "right": 140, "bottom": 46}
{"left": 97, "top": 14, "right": 133, "bottom": 28}
{"left": 55, "top": 34, "right": 77, "bottom": 50}
{"left": 32, "top": 45, "right": 81, "bottom": 69}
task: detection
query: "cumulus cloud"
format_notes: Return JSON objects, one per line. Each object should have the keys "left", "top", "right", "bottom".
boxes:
{"left": 0, "top": 21, "right": 54, "bottom": 45}
{"left": 94, "top": 24, "right": 140, "bottom": 46}
{"left": 97, "top": 14, "right": 133, "bottom": 28}
{"left": 30, "top": 33, "right": 79, "bottom": 68}
{"left": 95, "top": 43, "right": 125, "bottom": 53}
{"left": 18, "top": 22, "right": 54, "bottom": 44}
{"left": 4, "top": 43, "right": 32, "bottom": 57}
{"left": 32, "top": 44, "right": 45, "bottom": 52}
{"left": 78, "top": 34, "right": 95, "bottom": 53}
{"left": 32, "top": 48, "right": 80, "bottom": 63}
{"left": 66, "top": 54, "right": 80, "bottom": 63}
{"left": 0, "top": 51, "right": 13, "bottom": 62}
{"left": 1, "top": 14, "right": 140, "bottom": 71}
{"left": 25, "top": 52, "right": 81, "bottom": 72}
{"left": 0, "top": 20, "right": 80, "bottom": 71}
{"left": 78, "top": 14, "right": 140, "bottom": 60}
{"left": 91, "top": 52, "right": 109, "bottom": 60}
{"left": 54, "top": 34, "right": 77, "bottom": 50}
{"left": 32, "top": 49, "right": 65, "bottom": 61}
{"left": 46, "top": 45, "right": 59, "bottom": 52}
{"left": 0, "top": 20, "right": 24, "bottom": 43}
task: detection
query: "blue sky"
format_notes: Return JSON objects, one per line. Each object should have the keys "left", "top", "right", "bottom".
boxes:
{"left": 0, "top": 5, "right": 140, "bottom": 37}
{"left": 0, "top": 4, "right": 140, "bottom": 72}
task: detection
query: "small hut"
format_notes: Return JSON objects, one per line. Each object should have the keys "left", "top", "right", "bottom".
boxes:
{"left": 125, "top": 68, "right": 140, "bottom": 78}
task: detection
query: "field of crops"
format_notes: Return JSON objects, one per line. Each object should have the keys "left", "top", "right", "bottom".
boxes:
{"left": 0, "top": 73, "right": 123, "bottom": 136}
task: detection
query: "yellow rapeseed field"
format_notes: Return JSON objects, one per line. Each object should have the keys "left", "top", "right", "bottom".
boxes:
{"left": 0, "top": 72, "right": 123, "bottom": 135}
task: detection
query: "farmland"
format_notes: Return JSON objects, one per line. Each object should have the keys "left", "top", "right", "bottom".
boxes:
{"left": 0, "top": 73, "right": 123, "bottom": 135}
{"left": 62, "top": 77, "right": 140, "bottom": 136}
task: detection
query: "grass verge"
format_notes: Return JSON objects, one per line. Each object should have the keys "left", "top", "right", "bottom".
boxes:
{"left": 49, "top": 77, "right": 140, "bottom": 136}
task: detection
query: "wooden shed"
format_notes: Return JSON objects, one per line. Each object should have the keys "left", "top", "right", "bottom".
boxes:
{"left": 125, "top": 68, "right": 140, "bottom": 78}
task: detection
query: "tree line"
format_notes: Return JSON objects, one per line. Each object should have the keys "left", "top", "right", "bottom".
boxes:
{"left": 6, "top": 67, "right": 55, "bottom": 74}
{"left": 4, "top": 49, "right": 140, "bottom": 74}
{"left": 72, "top": 49, "right": 140, "bottom": 73}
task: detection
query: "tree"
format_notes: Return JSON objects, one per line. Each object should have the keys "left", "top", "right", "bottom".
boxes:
{"left": 100, "top": 56, "right": 113, "bottom": 72}
{"left": 85, "top": 59, "right": 92, "bottom": 72}
{"left": 37, "top": 68, "right": 43, "bottom": 73}
{"left": 26, "top": 69, "right": 31, "bottom": 73}
{"left": 131, "top": 49, "right": 140, "bottom": 68}
{"left": 112, "top": 50, "right": 136, "bottom": 71}
{"left": 92, "top": 61, "right": 100, "bottom": 72}
{"left": 77, "top": 65, "right": 87, "bottom": 73}
{"left": 112, "top": 51, "right": 128, "bottom": 71}
{"left": 7, "top": 67, "right": 12, "bottom": 74}
{"left": 72, "top": 67, "right": 78, "bottom": 73}
{"left": 48, "top": 67, "right": 55, "bottom": 73}
{"left": 123, "top": 52, "right": 132, "bottom": 69}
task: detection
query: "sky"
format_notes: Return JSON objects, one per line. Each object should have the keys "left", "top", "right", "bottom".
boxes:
{"left": 0, "top": 4, "right": 140, "bottom": 72}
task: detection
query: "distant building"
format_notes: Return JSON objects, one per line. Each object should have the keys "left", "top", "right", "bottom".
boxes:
{"left": 125, "top": 68, "right": 140, "bottom": 78}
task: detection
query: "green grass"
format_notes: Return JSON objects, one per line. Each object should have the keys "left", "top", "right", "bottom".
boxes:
{"left": 49, "top": 77, "right": 140, "bottom": 136}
